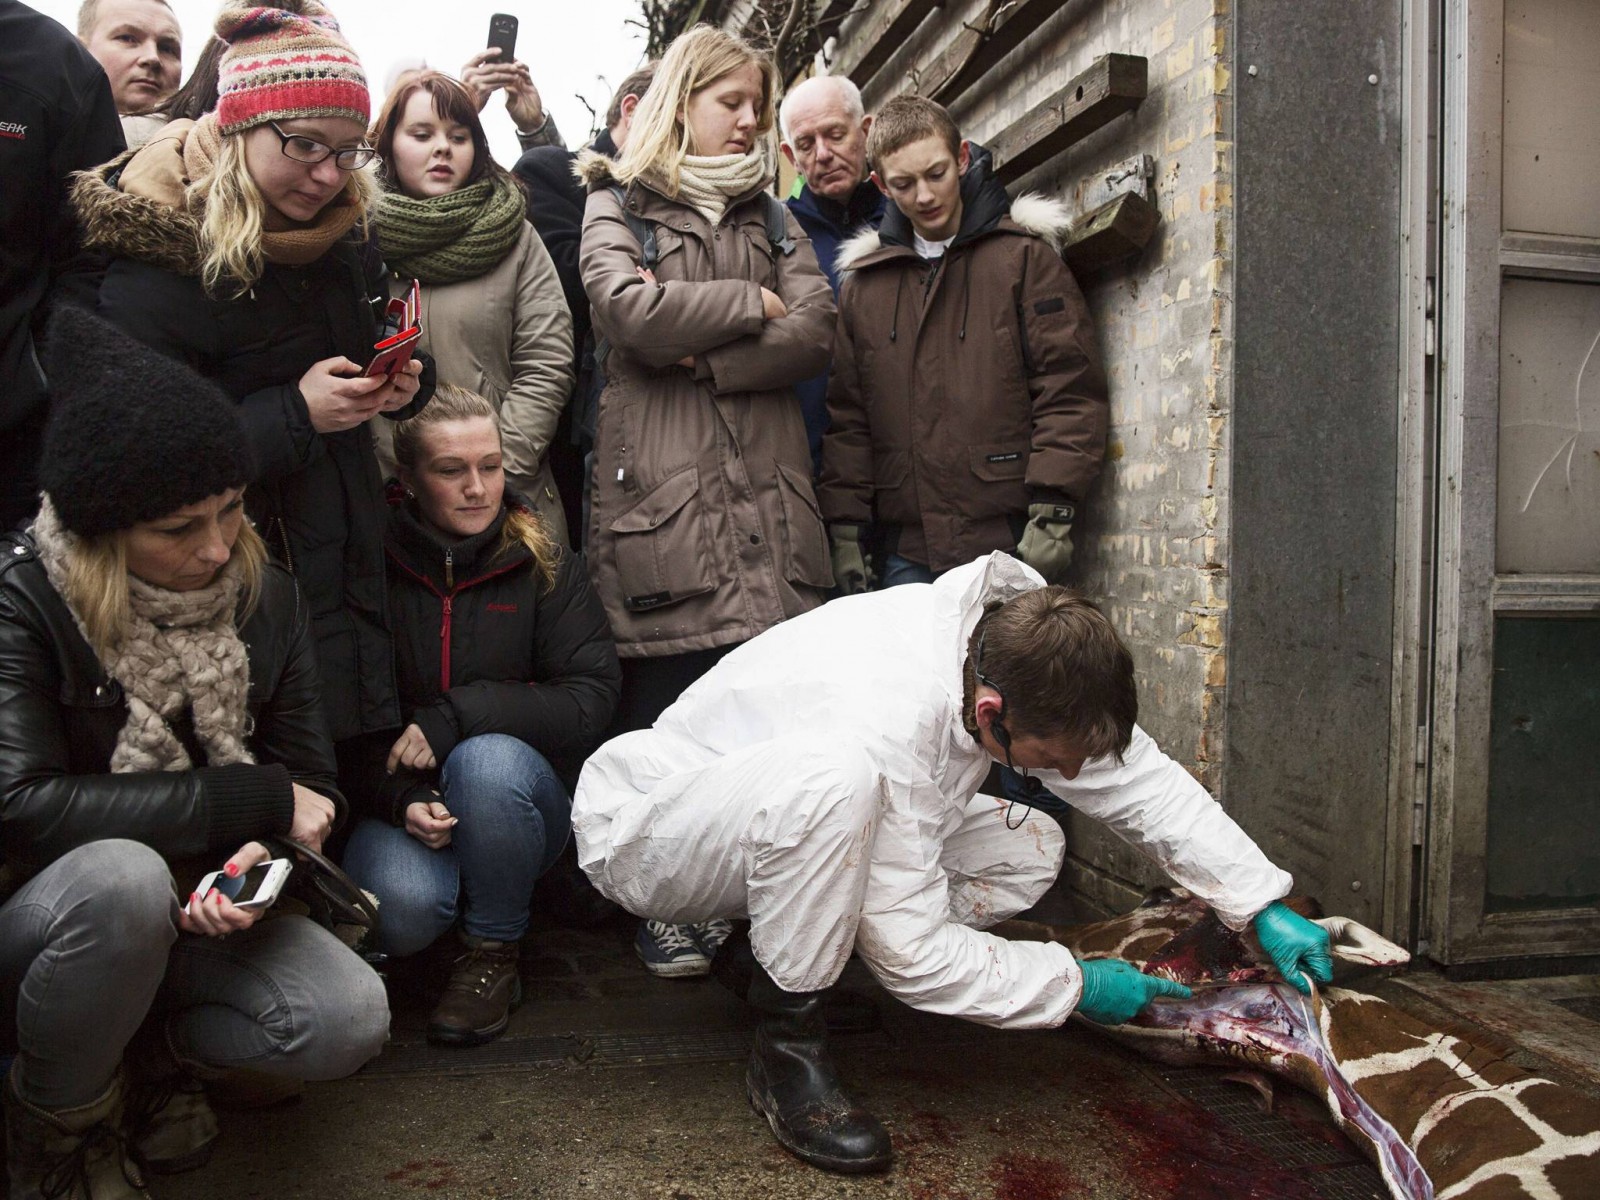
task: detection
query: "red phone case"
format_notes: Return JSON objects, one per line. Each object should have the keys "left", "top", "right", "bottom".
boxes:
{"left": 366, "top": 279, "right": 422, "bottom": 377}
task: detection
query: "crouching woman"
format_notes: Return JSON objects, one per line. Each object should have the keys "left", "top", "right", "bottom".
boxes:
{"left": 342, "top": 385, "right": 620, "bottom": 1046}
{"left": 0, "top": 309, "right": 388, "bottom": 1199}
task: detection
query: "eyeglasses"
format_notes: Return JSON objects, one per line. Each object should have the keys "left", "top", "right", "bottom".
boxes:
{"left": 267, "top": 122, "right": 377, "bottom": 171}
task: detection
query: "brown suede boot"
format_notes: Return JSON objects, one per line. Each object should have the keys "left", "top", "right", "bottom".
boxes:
{"left": 427, "top": 935, "right": 522, "bottom": 1046}
{"left": 3, "top": 1064, "right": 149, "bottom": 1200}
{"left": 123, "top": 1022, "right": 219, "bottom": 1176}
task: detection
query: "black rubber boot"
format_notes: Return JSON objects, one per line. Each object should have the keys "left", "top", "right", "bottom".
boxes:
{"left": 745, "top": 963, "right": 892, "bottom": 1174}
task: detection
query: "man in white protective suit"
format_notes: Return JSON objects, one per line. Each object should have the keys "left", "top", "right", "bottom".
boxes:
{"left": 573, "top": 553, "right": 1334, "bottom": 1175}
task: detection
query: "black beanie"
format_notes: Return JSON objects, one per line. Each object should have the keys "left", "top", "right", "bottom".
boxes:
{"left": 38, "top": 306, "right": 256, "bottom": 538}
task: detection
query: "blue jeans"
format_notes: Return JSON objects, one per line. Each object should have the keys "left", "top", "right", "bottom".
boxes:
{"left": 880, "top": 554, "right": 936, "bottom": 589}
{"left": 342, "top": 735, "right": 571, "bottom": 957}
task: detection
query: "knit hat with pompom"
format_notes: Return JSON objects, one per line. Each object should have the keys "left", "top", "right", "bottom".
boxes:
{"left": 214, "top": 0, "right": 369, "bottom": 137}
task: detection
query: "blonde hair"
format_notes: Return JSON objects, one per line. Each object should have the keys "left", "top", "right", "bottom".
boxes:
{"left": 390, "top": 384, "right": 559, "bottom": 590}
{"left": 614, "top": 25, "right": 779, "bottom": 195}
{"left": 64, "top": 520, "right": 268, "bottom": 660}
{"left": 191, "top": 134, "right": 378, "bottom": 297}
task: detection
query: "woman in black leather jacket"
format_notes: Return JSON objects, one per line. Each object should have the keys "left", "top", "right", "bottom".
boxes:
{"left": 0, "top": 309, "right": 387, "bottom": 1199}
{"left": 341, "top": 384, "right": 620, "bottom": 1048}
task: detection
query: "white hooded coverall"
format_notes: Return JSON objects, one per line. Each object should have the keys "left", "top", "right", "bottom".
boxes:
{"left": 573, "top": 554, "right": 1292, "bottom": 1029}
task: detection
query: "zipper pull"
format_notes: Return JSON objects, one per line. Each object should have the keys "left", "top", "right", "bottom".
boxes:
{"left": 444, "top": 547, "right": 454, "bottom": 590}
{"left": 440, "top": 594, "right": 452, "bottom": 638}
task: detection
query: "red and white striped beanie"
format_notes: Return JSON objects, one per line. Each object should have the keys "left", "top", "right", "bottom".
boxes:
{"left": 214, "top": 0, "right": 370, "bottom": 137}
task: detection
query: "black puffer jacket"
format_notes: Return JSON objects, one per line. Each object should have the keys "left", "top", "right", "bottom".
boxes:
{"left": 349, "top": 496, "right": 620, "bottom": 825}
{"left": 72, "top": 151, "right": 432, "bottom": 740}
{"left": 0, "top": 531, "right": 343, "bottom": 885}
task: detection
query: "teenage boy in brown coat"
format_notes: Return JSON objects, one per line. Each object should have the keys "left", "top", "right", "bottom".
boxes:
{"left": 816, "top": 96, "right": 1108, "bottom": 591}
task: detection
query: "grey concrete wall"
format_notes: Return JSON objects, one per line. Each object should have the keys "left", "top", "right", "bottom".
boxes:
{"left": 1225, "top": 2, "right": 1404, "bottom": 928}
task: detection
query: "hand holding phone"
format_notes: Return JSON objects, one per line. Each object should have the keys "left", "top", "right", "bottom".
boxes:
{"left": 300, "top": 357, "right": 388, "bottom": 433}
{"left": 486, "top": 13, "right": 518, "bottom": 63}
{"left": 188, "top": 859, "right": 290, "bottom": 915}
{"left": 179, "top": 842, "right": 286, "bottom": 938}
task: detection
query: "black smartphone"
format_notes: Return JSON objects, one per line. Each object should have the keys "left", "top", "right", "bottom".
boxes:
{"left": 487, "top": 13, "right": 519, "bottom": 63}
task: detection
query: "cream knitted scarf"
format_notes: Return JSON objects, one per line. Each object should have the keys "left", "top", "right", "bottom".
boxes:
{"left": 32, "top": 498, "right": 256, "bottom": 774}
{"left": 672, "top": 150, "right": 771, "bottom": 224}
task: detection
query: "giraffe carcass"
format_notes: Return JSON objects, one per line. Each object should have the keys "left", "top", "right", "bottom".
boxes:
{"left": 1000, "top": 891, "right": 1600, "bottom": 1200}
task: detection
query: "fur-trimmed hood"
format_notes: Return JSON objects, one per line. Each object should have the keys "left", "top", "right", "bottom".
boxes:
{"left": 71, "top": 146, "right": 204, "bottom": 277}
{"left": 835, "top": 190, "right": 1075, "bottom": 275}
{"left": 574, "top": 148, "right": 621, "bottom": 190}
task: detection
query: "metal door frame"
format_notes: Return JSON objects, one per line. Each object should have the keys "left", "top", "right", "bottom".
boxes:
{"left": 1425, "top": 0, "right": 1600, "bottom": 964}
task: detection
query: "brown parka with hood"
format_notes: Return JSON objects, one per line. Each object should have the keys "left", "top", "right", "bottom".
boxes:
{"left": 577, "top": 153, "right": 836, "bottom": 657}
{"left": 816, "top": 146, "right": 1108, "bottom": 573}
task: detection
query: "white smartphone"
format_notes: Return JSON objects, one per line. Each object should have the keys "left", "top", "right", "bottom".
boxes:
{"left": 188, "top": 859, "right": 291, "bottom": 914}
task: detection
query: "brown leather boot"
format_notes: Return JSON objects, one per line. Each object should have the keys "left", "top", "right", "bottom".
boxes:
{"left": 427, "top": 935, "right": 522, "bottom": 1046}
{"left": 3, "top": 1064, "right": 149, "bottom": 1200}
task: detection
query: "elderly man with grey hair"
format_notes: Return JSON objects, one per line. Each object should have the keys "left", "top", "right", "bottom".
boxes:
{"left": 781, "top": 74, "right": 885, "bottom": 477}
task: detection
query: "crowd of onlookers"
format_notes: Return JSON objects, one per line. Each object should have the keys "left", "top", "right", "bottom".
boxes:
{"left": 0, "top": 0, "right": 1125, "bottom": 1191}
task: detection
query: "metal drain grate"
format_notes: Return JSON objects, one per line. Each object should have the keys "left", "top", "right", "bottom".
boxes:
{"left": 1153, "top": 1066, "right": 1388, "bottom": 1200}
{"left": 578, "top": 1029, "right": 753, "bottom": 1067}
{"left": 1553, "top": 995, "right": 1600, "bottom": 1024}
{"left": 359, "top": 1034, "right": 576, "bottom": 1077}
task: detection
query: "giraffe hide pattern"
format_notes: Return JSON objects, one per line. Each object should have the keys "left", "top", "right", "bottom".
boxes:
{"left": 998, "top": 890, "right": 1600, "bottom": 1200}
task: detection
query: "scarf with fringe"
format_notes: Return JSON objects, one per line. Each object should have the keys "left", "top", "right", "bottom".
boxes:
{"left": 32, "top": 497, "right": 255, "bottom": 774}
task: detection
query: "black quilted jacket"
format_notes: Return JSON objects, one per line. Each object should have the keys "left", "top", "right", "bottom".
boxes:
{"left": 345, "top": 496, "right": 620, "bottom": 825}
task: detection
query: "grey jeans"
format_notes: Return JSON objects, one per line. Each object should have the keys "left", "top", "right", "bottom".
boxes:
{"left": 0, "top": 840, "right": 390, "bottom": 1109}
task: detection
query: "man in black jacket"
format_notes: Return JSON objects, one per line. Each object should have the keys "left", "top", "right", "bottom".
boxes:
{"left": 0, "top": 0, "right": 124, "bottom": 530}
{"left": 512, "top": 63, "right": 655, "bottom": 545}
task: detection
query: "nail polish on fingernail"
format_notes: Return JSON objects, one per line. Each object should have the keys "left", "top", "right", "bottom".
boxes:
{"left": 208, "top": 888, "right": 220, "bottom": 900}
{"left": 224, "top": 862, "right": 240, "bottom": 877}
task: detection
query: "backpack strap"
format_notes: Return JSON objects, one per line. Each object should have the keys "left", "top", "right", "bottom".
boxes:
{"left": 613, "top": 182, "right": 658, "bottom": 271}
{"left": 764, "top": 194, "right": 796, "bottom": 257}
{"left": 595, "top": 183, "right": 658, "bottom": 370}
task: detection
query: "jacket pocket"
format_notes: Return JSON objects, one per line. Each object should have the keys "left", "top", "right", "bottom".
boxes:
{"left": 610, "top": 468, "right": 715, "bottom": 612}
{"left": 741, "top": 227, "right": 778, "bottom": 289}
{"left": 969, "top": 444, "right": 1029, "bottom": 482}
{"left": 968, "top": 443, "right": 1031, "bottom": 521}
{"left": 774, "top": 462, "right": 834, "bottom": 589}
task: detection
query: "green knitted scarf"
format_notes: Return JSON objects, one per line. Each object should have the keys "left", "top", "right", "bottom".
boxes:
{"left": 376, "top": 175, "right": 525, "bottom": 284}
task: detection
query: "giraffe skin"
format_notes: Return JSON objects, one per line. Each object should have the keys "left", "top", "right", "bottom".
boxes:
{"left": 998, "top": 891, "right": 1600, "bottom": 1200}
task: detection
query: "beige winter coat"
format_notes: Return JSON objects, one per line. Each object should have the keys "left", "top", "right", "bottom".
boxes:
{"left": 375, "top": 222, "right": 575, "bottom": 544}
{"left": 578, "top": 154, "right": 836, "bottom": 658}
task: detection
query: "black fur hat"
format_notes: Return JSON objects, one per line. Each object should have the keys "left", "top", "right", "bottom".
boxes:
{"left": 38, "top": 306, "right": 255, "bottom": 538}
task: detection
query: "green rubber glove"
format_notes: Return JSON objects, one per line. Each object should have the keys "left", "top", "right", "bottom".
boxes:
{"left": 829, "top": 523, "right": 872, "bottom": 595}
{"left": 1015, "top": 502, "right": 1075, "bottom": 584}
{"left": 1252, "top": 901, "right": 1334, "bottom": 994}
{"left": 1076, "top": 958, "right": 1193, "bottom": 1024}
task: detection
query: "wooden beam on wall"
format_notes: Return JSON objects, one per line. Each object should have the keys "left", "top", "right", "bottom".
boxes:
{"left": 1062, "top": 192, "right": 1161, "bottom": 276}
{"left": 830, "top": 0, "right": 942, "bottom": 87}
{"left": 923, "top": 0, "right": 1060, "bottom": 105}
{"left": 989, "top": 53, "right": 1148, "bottom": 184}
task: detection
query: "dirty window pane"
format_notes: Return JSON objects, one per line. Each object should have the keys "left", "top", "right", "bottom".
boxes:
{"left": 1503, "top": 0, "right": 1600, "bottom": 238}
{"left": 1495, "top": 278, "right": 1600, "bottom": 574}
{"left": 1486, "top": 615, "right": 1600, "bottom": 913}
